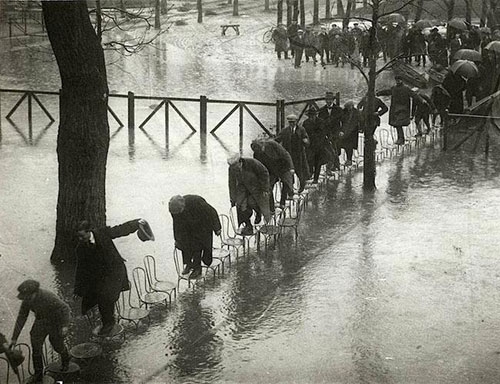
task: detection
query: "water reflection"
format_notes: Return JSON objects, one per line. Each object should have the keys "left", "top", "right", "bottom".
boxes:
{"left": 4, "top": 117, "right": 54, "bottom": 146}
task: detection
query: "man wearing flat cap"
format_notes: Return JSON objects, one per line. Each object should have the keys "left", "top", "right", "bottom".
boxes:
{"left": 10, "top": 280, "right": 71, "bottom": 383}
{"left": 303, "top": 107, "right": 332, "bottom": 182}
{"left": 228, "top": 154, "right": 271, "bottom": 235}
{"left": 74, "top": 218, "right": 151, "bottom": 336}
{"left": 275, "top": 114, "right": 310, "bottom": 200}
{"left": 169, "top": 195, "right": 221, "bottom": 279}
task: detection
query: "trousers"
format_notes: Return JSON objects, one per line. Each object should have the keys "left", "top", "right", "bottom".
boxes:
{"left": 30, "top": 320, "right": 69, "bottom": 376}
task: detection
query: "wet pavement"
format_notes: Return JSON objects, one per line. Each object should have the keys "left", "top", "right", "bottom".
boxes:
{"left": 2, "top": 9, "right": 500, "bottom": 384}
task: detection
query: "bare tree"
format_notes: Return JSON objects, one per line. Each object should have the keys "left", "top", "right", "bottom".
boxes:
{"left": 313, "top": 0, "right": 319, "bottom": 24}
{"left": 325, "top": 0, "right": 331, "bottom": 19}
{"left": 300, "top": 0, "right": 305, "bottom": 26}
{"left": 481, "top": 0, "right": 488, "bottom": 26}
{"left": 233, "top": 0, "right": 239, "bottom": 16}
{"left": 442, "top": 0, "right": 456, "bottom": 20}
{"left": 414, "top": 0, "right": 424, "bottom": 22}
{"left": 465, "top": 0, "right": 472, "bottom": 24}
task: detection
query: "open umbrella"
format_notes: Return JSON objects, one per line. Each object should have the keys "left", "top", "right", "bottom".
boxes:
{"left": 448, "top": 18, "right": 468, "bottom": 30}
{"left": 414, "top": 19, "right": 434, "bottom": 29}
{"left": 485, "top": 40, "right": 500, "bottom": 53}
{"left": 453, "top": 49, "right": 482, "bottom": 62}
{"left": 450, "top": 60, "right": 479, "bottom": 79}
{"left": 381, "top": 13, "right": 406, "bottom": 25}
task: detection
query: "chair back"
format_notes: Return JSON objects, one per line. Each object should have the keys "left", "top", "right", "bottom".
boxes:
{"left": 229, "top": 206, "right": 240, "bottom": 233}
{"left": 173, "top": 247, "right": 183, "bottom": 276}
{"left": 132, "top": 267, "right": 151, "bottom": 300}
{"left": 0, "top": 356, "right": 10, "bottom": 383}
{"left": 272, "top": 181, "right": 282, "bottom": 204}
{"left": 13, "top": 342, "right": 33, "bottom": 380}
{"left": 143, "top": 254, "right": 159, "bottom": 285}
{"left": 219, "top": 214, "right": 234, "bottom": 240}
{"left": 378, "top": 128, "right": 392, "bottom": 147}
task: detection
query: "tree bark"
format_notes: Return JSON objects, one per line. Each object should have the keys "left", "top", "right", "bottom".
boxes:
{"left": 299, "top": 0, "right": 305, "bottom": 26}
{"left": 445, "top": 0, "right": 455, "bottom": 21}
{"left": 414, "top": 0, "right": 424, "bottom": 22}
{"left": 337, "top": 0, "right": 344, "bottom": 17}
{"left": 287, "top": 0, "right": 292, "bottom": 26}
{"left": 41, "top": 0, "right": 109, "bottom": 263}
{"left": 233, "top": 0, "right": 239, "bottom": 16}
{"left": 161, "top": 0, "right": 168, "bottom": 14}
{"left": 488, "top": 0, "right": 498, "bottom": 28}
{"left": 481, "top": 0, "right": 489, "bottom": 26}
{"left": 343, "top": 0, "right": 353, "bottom": 30}
{"left": 198, "top": 0, "right": 203, "bottom": 22}
{"left": 465, "top": 0, "right": 471, "bottom": 24}
{"left": 96, "top": 0, "right": 102, "bottom": 41}
{"left": 293, "top": 0, "right": 298, "bottom": 21}
{"left": 278, "top": 0, "right": 283, "bottom": 23}
{"left": 325, "top": 0, "right": 331, "bottom": 19}
{"left": 313, "top": 0, "right": 319, "bottom": 24}
{"left": 155, "top": 0, "right": 160, "bottom": 29}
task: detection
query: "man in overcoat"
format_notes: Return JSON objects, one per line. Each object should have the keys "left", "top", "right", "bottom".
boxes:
{"left": 303, "top": 107, "right": 331, "bottom": 182}
{"left": 377, "top": 75, "right": 419, "bottom": 145}
{"left": 251, "top": 138, "right": 295, "bottom": 211}
{"left": 318, "top": 91, "right": 343, "bottom": 170}
{"left": 228, "top": 154, "right": 271, "bottom": 235}
{"left": 275, "top": 114, "right": 310, "bottom": 198}
{"left": 340, "top": 101, "right": 362, "bottom": 166}
{"left": 11, "top": 280, "right": 71, "bottom": 383}
{"left": 272, "top": 23, "right": 289, "bottom": 59}
{"left": 74, "top": 218, "right": 148, "bottom": 335}
{"left": 169, "top": 195, "right": 221, "bottom": 279}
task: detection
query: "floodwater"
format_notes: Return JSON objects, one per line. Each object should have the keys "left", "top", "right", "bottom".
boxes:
{"left": 2, "top": 12, "right": 500, "bottom": 384}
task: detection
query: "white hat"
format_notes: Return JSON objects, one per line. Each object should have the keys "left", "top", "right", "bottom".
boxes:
{"left": 286, "top": 114, "right": 298, "bottom": 121}
{"left": 227, "top": 152, "right": 241, "bottom": 165}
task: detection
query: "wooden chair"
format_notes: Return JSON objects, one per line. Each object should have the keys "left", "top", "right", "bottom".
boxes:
{"left": 173, "top": 247, "right": 204, "bottom": 289}
{"left": 115, "top": 281, "right": 151, "bottom": 331}
{"left": 218, "top": 213, "right": 245, "bottom": 258}
{"left": 143, "top": 255, "right": 176, "bottom": 304}
{"left": 132, "top": 267, "right": 169, "bottom": 309}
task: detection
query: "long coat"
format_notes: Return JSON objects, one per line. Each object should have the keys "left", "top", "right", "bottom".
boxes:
{"left": 272, "top": 26, "right": 289, "bottom": 53}
{"left": 229, "top": 158, "right": 271, "bottom": 224}
{"left": 74, "top": 219, "right": 141, "bottom": 314}
{"left": 172, "top": 195, "right": 221, "bottom": 256}
{"left": 340, "top": 108, "right": 361, "bottom": 150}
{"left": 378, "top": 85, "right": 417, "bottom": 127}
{"left": 252, "top": 139, "right": 294, "bottom": 192}
{"left": 275, "top": 125, "right": 311, "bottom": 186}
{"left": 303, "top": 117, "right": 332, "bottom": 166}
{"left": 357, "top": 96, "right": 388, "bottom": 131}
{"left": 442, "top": 72, "right": 466, "bottom": 114}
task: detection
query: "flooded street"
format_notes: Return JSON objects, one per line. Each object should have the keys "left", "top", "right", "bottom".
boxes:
{"left": 2, "top": 10, "right": 500, "bottom": 384}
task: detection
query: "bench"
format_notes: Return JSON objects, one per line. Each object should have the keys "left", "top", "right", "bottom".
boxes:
{"left": 221, "top": 24, "right": 240, "bottom": 36}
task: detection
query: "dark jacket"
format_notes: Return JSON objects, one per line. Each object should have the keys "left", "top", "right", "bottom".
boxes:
{"left": 303, "top": 116, "right": 333, "bottom": 166}
{"left": 340, "top": 108, "right": 361, "bottom": 150}
{"left": 275, "top": 124, "right": 311, "bottom": 184}
{"left": 12, "top": 289, "right": 70, "bottom": 340}
{"left": 74, "top": 220, "right": 141, "bottom": 313}
{"left": 252, "top": 139, "right": 294, "bottom": 192}
{"left": 318, "top": 103, "right": 343, "bottom": 139}
{"left": 357, "top": 96, "right": 388, "bottom": 130}
{"left": 229, "top": 158, "right": 271, "bottom": 223}
{"left": 378, "top": 85, "right": 418, "bottom": 127}
{"left": 172, "top": 195, "right": 221, "bottom": 254}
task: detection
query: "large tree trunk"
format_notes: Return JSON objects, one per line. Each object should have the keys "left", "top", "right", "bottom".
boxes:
{"left": 299, "top": 0, "right": 305, "bottom": 26}
{"left": 233, "top": 0, "right": 239, "bottom": 16}
{"left": 414, "top": 0, "right": 424, "bottom": 22}
{"left": 325, "top": 0, "right": 331, "bottom": 19}
{"left": 42, "top": 1, "right": 109, "bottom": 264}
{"left": 445, "top": 0, "right": 455, "bottom": 21}
{"left": 363, "top": 0, "right": 380, "bottom": 191}
{"left": 488, "top": 0, "right": 499, "bottom": 28}
{"left": 293, "top": 0, "right": 299, "bottom": 21}
{"left": 265, "top": 0, "right": 270, "bottom": 11}
{"left": 343, "top": 0, "right": 353, "bottom": 30}
{"left": 198, "top": 0, "right": 203, "bottom": 22}
{"left": 155, "top": 0, "right": 160, "bottom": 29}
{"left": 337, "top": 0, "right": 344, "bottom": 17}
{"left": 278, "top": 0, "right": 283, "bottom": 23}
{"left": 313, "top": 0, "right": 319, "bottom": 24}
{"left": 481, "top": 0, "right": 489, "bottom": 26}
{"left": 465, "top": 0, "right": 472, "bottom": 24}
{"left": 287, "top": 0, "right": 292, "bottom": 26}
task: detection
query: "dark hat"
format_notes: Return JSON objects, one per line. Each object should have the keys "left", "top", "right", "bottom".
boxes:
{"left": 395, "top": 75, "right": 403, "bottom": 81}
{"left": 137, "top": 220, "right": 155, "bottom": 242}
{"left": 17, "top": 280, "right": 40, "bottom": 300}
{"left": 431, "top": 27, "right": 439, "bottom": 32}
{"left": 325, "top": 91, "right": 335, "bottom": 99}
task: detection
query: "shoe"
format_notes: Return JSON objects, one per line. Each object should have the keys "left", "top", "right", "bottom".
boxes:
{"left": 189, "top": 268, "right": 202, "bottom": 279}
{"left": 182, "top": 265, "right": 191, "bottom": 275}
{"left": 98, "top": 322, "right": 115, "bottom": 336}
{"left": 241, "top": 225, "right": 254, "bottom": 236}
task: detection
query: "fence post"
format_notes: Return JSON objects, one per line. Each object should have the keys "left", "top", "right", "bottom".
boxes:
{"left": 275, "top": 99, "right": 281, "bottom": 135}
{"left": 442, "top": 110, "right": 448, "bottom": 151}
{"left": 485, "top": 131, "right": 490, "bottom": 158}
{"left": 28, "top": 92, "right": 33, "bottom": 143}
{"left": 239, "top": 103, "right": 244, "bottom": 153}
{"left": 200, "top": 95, "right": 207, "bottom": 137}
{"left": 280, "top": 99, "right": 285, "bottom": 131}
{"left": 336, "top": 92, "right": 340, "bottom": 106}
{"left": 164, "top": 99, "right": 169, "bottom": 149}
{"left": 128, "top": 91, "right": 135, "bottom": 132}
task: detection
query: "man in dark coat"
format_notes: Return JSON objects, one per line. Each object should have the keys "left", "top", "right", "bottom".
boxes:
{"left": 169, "top": 195, "right": 221, "bottom": 279}
{"left": 318, "top": 91, "right": 343, "bottom": 170}
{"left": 272, "top": 23, "right": 289, "bottom": 59}
{"left": 74, "top": 218, "right": 147, "bottom": 335}
{"left": 318, "top": 26, "right": 330, "bottom": 63}
{"left": 287, "top": 20, "right": 299, "bottom": 57}
{"left": 340, "top": 101, "right": 361, "bottom": 166}
{"left": 428, "top": 28, "right": 448, "bottom": 67}
{"left": 377, "top": 75, "right": 419, "bottom": 145}
{"left": 228, "top": 154, "right": 271, "bottom": 235}
{"left": 251, "top": 138, "right": 295, "bottom": 211}
{"left": 303, "top": 107, "right": 331, "bottom": 182}
{"left": 411, "top": 89, "right": 435, "bottom": 135}
{"left": 11, "top": 280, "right": 71, "bottom": 383}
{"left": 275, "top": 113, "right": 310, "bottom": 197}
{"left": 291, "top": 29, "right": 306, "bottom": 68}
{"left": 357, "top": 93, "right": 388, "bottom": 135}
{"left": 442, "top": 71, "right": 466, "bottom": 114}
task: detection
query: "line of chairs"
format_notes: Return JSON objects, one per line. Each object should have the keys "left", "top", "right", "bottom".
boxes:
{"left": 1, "top": 124, "right": 440, "bottom": 383}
